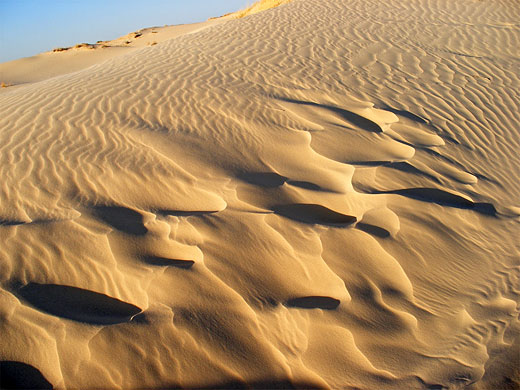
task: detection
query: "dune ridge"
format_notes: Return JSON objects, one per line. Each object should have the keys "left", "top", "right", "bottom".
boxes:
{"left": 0, "top": 0, "right": 519, "bottom": 389}
{"left": 233, "top": 0, "right": 294, "bottom": 18}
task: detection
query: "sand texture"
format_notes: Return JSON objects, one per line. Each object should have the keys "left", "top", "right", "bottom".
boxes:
{"left": 0, "top": 0, "right": 519, "bottom": 389}
{"left": 0, "top": 20, "right": 225, "bottom": 87}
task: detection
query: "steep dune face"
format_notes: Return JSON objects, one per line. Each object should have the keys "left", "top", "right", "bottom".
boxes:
{"left": 0, "top": 0, "right": 519, "bottom": 389}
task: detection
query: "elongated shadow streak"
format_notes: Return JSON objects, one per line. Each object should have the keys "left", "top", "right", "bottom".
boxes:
{"left": 238, "top": 172, "right": 324, "bottom": 191}
{"left": 357, "top": 223, "right": 391, "bottom": 238}
{"left": 238, "top": 172, "right": 288, "bottom": 187}
{"left": 370, "top": 187, "right": 497, "bottom": 216}
{"left": 278, "top": 97, "right": 383, "bottom": 133}
{"left": 143, "top": 256, "right": 195, "bottom": 269}
{"left": 17, "top": 283, "right": 142, "bottom": 325}
{"left": 285, "top": 296, "right": 341, "bottom": 310}
{"left": 156, "top": 210, "right": 219, "bottom": 217}
{"left": 381, "top": 107, "right": 428, "bottom": 123}
{"left": 272, "top": 203, "right": 357, "bottom": 226}
{"left": 0, "top": 220, "right": 27, "bottom": 226}
{"left": 385, "top": 162, "right": 442, "bottom": 183}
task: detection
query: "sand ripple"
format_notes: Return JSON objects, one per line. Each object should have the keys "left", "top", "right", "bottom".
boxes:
{"left": 0, "top": 0, "right": 518, "bottom": 388}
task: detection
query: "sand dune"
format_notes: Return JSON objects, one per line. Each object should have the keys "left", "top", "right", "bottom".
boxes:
{"left": 0, "top": 0, "right": 519, "bottom": 389}
{"left": 0, "top": 20, "right": 224, "bottom": 86}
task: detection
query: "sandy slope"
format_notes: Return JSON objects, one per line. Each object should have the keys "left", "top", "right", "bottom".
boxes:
{"left": 0, "top": 20, "right": 225, "bottom": 86}
{"left": 0, "top": 0, "right": 519, "bottom": 389}
{"left": 0, "top": 1, "right": 293, "bottom": 87}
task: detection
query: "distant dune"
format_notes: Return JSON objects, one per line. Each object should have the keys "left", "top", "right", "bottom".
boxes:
{"left": 0, "top": 0, "right": 519, "bottom": 389}
{"left": 0, "top": 20, "right": 223, "bottom": 86}
{"left": 0, "top": 0, "right": 293, "bottom": 88}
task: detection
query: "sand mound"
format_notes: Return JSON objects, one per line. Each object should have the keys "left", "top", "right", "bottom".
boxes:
{"left": 0, "top": 0, "right": 519, "bottom": 389}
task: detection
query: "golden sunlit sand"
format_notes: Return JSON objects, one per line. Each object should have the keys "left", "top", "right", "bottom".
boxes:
{"left": 0, "top": 0, "right": 519, "bottom": 389}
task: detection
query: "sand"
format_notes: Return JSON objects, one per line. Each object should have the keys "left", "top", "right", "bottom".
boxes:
{"left": 0, "top": 20, "right": 225, "bottom": 86}
{"left": 0, "top": 0, "right": 519, "bottom": 389}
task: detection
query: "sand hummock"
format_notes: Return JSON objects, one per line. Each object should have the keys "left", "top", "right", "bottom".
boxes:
{"left": 0, "top": 0, "right": 519, "bottom": 389}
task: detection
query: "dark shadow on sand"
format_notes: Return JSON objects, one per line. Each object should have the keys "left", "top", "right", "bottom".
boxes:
{"left": 142, "top": 256, "right": 195, "bottom": 269}
{"left": 278, "top": 98, "right": 383, "bottom": 133}
{"left": 272, "top": 204, "right": 356, "bottom": 226}
{"left": 366, "top": 187, "right": 497, "bottom": 216}
{"left": 286, "top": 296, "right": 340, "bottom": 310}
{"left": 93, "top": 205, "right": 148, "bottom": 235}
{"left": 0, "top": 361, "right": 53, "bottom": 390}
{"left": 17, "top": 283, "right": 142, "bottom": 325}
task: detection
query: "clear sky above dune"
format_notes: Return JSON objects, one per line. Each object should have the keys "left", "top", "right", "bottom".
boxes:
{"left": 0, "top": 0, "right": 249, "bottom": 63}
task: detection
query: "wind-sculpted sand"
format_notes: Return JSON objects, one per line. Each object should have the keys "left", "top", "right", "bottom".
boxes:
{"left": 0, "top": 0, "right": 519, "bottom": 389}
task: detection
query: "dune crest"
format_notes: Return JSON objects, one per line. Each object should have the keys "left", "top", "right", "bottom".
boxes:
{"left": 233, "top": 0, "right": 293, "bottom": 18}
{"left": 0, "top": 0, "right": 519, "bottom": 389}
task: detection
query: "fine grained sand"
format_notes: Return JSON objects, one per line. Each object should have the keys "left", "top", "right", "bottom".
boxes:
{"left": 0, "top": 0, "right": 519, "bottom": 389}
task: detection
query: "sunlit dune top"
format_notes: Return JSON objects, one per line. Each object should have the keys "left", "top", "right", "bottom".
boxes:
{"left": 232, "top": 0, "right": 293, "bottom": 18}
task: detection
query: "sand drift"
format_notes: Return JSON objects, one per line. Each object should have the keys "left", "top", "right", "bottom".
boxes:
{"left": 0, "top": 0, "right": 519, "bottom": 389}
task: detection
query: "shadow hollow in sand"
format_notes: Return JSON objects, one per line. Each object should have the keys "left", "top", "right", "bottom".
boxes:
{"left": 356, "top": 222, "right": 391, "bottom": 238}
{"left": 278, "top": 97, "right": 383, "bottom": 133}
{"left": 0, "top": 361, "right": 53, "bottom": 390}
{"left": 390, "top": 188, "right": 474, "bottom": 207}
{"left": 237, "top": 172, "right": 288, "bottom": 187}
{"left": 93, "top": 205, "right": 148, "bottom": 235}
{"left": 285, "top": 296, "right": 341, "bottom": 310}
{"left": 17, "top": 283, "right": 142, "bottom": 325}
{"left": 385, "top": 162, "right": 442, "bottom": 183}
{"left": 238, "top": 171, "right": 324, "bottom": 191}
{"left": 365, "top": 187, "right": 497, "bottom": 215}
{"left": 0, "top": 220, "right": 27, "bottom": 226}
{"left": 142, "top": 256, "right": 195, "bottom": 269}
{"left": 156, "top": 210, "right": 219, "bottom": 217}
{"left": 272, "top": 204, "right": 357, "bottom": 226}
{"left": 392, "top": 188, "right": 497, "bottom": 215}
{"left": 381, "top": 107, "right": 428, "bottom": 123}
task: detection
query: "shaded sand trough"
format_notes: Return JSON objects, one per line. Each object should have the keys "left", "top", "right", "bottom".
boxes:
{"left": 0, "top": 0, "right": 519, "bottom": 389}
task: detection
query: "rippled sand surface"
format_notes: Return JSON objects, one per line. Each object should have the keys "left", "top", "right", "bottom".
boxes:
{"left": 0, "top": 0, "right": 519, "bottom": 389}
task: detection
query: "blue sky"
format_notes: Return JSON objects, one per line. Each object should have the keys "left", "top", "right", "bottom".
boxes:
{"left": 0, "top": 0, "right": 250, "bottom": 63}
